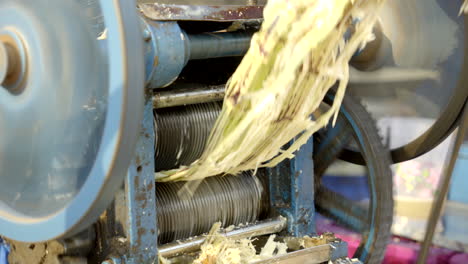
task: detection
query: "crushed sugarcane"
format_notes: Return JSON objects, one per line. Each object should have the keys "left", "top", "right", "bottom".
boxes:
{"left": 462, "top": 0, "right": 468, "bottom": 15}
{"left": 156, "top": 0, "right": 385, "bottom": 184}
{"left": 192, "top": 223, "right": 287, "bottom": 264}
{"left": 159, "top": 223, "right": 344, "bottom": 264}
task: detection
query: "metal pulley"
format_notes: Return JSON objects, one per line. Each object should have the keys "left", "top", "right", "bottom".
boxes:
{"left": 347, "top": 0, "right": 468, "bottom": 164}
{"left": 0, "top": 0, "right": 144, "bottom": 242}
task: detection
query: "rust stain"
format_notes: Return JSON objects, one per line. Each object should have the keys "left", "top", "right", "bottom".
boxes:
{"left": 135, "top": 216, "right": 142, "bottom": 237}
{"left": 135, "top": 193, "right": 146, "bottom": 202}
{"left": 133, "top": 174, "right": 139, "bottom": 188}
{"left": 137, "top": 227, "right": 147, "bottom": 237}
{"left": 294, "top": 171, "right": 301, "bottom": 179}
{"left": 158, "top": 6, "right": 184, "bottom": 16}
{"left": 298, "top": 208, "right": 310, "bottom": 225}
{"left": 153, "top": 55, "right": 159, "bottom": 68}
{"left": 145, "top": 4, "right": 263, "bottom": 21}
{"left": 135, "top": 192, "right": 148, "bottom": 209}
{"left": 211, "top": 6, "right": 263, "bottom": 21}
{"left": 132, "top": 227, "right": 147, "bottom": 253}
{"left": 146, "top": 181, "right": 154, "bottom": 192}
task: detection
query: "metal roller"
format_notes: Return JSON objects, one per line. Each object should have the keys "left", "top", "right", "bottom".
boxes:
{"left": 156, "top": 170, "right": 269, "bottom": 244}
{"left": 153, "top": 84, "right": 225, "bottom": 109}
{"left": 188, "top": 31, "right": 253, "bottom": 60}
{"left": 159, "top": 217, "right": 287, "bottom": 258}
{"left": 154, "top": 101, "right": 222, "bottom": 171}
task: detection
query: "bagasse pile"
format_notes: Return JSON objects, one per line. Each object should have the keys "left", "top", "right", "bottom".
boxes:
{"left": 156, "top": 0, "right": 385, "bottom": 183}
{"left": 192, "top": 224, "right": 287, "bottom": 264}
{"left": 159, "top": 221, "right": 352, "bottom": 264}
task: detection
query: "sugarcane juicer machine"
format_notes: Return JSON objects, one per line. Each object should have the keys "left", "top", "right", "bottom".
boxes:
{"left": 1, "top": 0, "right": 467, "bottom": 264}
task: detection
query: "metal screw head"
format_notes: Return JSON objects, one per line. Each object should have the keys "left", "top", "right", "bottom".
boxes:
{"left": 143, "top": 29, "right": 152, "bottom": 42}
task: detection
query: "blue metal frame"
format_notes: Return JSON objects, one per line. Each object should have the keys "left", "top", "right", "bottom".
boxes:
{"left": 120, "top": 98, "right": 158, "bottom": 264}
{"left": 100, "top": 19, "right": 333, "bottom": 262}
{"left": 143, "top": 20, "right": 187, "bottom": 89}
{"left": 101, "top": 97, "right": 158, "bottom": 264}
{"left": 267, "top": 137, "right": 316, "bottom": 237}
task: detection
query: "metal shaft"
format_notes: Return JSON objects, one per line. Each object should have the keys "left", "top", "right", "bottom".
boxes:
{"left": 188, "top": 31, "right": 253, "bottom": 60}
{"left": 153, "top": 63, "right": 436, "bottom": 107}
{"left": 144, "top": 21, "right": 253, "bottom": 88}
{"left": 158, "top": 217, "right": 286, "bottom": 258}
{"left": 153, "top": 84, "right": 225, "bottom": 109}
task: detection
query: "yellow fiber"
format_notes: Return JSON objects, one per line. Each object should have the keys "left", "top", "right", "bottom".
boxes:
{"left": 461, "top": 0, "right": 468, "bottom": 15}
{"left": 193, "top": 223, "right": 288, "bottom": 264}
{"left": 156, "top": 0, "right": 385, "bottom": 183}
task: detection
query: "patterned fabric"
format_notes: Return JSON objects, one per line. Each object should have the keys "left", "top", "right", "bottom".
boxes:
{"left": 317, "top": 214, "right": 468, "bottom": 264}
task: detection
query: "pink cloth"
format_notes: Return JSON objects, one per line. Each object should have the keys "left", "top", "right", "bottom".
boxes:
{"left": 316, "top": 218, "right": 468, "bottom": 264}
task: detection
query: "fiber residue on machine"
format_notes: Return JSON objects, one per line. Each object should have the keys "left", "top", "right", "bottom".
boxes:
{"left": 186, "top": 223, "right": 287, "bottom": 264}
{"left": 155, "top": 0, "right": 385, "bottom": 184}
{"left": 461, "top": 0, "right": 468, "bottom": 15}
{"left": 159, "top": 223, "right": 347, "bottom": 264}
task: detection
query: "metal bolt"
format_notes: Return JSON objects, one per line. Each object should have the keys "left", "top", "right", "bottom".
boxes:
{"left": 143, "top": 29, "right": 152, "bottom": 42}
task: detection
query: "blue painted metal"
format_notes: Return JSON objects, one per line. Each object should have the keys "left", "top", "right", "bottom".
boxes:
{"left": 100, "top": 97, "right": 159, "bottom": 264}
{"left": 140, "top": 4, "right": 264, "bottom": 22}
{"left": 267, "top": 137, "right": 316, "bottom": 237}
{"left": 330, "top": 240, "right": 349, "bottom": 261}
{"left": 141, "top": 19, "right": 156, "bottom": 88}
{"left": 143, "top": 20, "right": 252, "bottom": 89}
{"left": 322, "top": 176, "right": 369, "bottom": 201}
{"left": 122, "top": 98, "right": 158, "bottom": 264}
{"left": 449, "top": 144, "right": 468, "bottom": 204}
{"left": 0, "top": 238, "right": 8, "bottom": 264}
{"left": 144, "top": 20, "right": 187, "bottom": 88}
{"left": 0, "top": 0, "right": 145, "bottom": 242}
{"left": 187, "top": 31, "right": 252, "bottom": 60}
